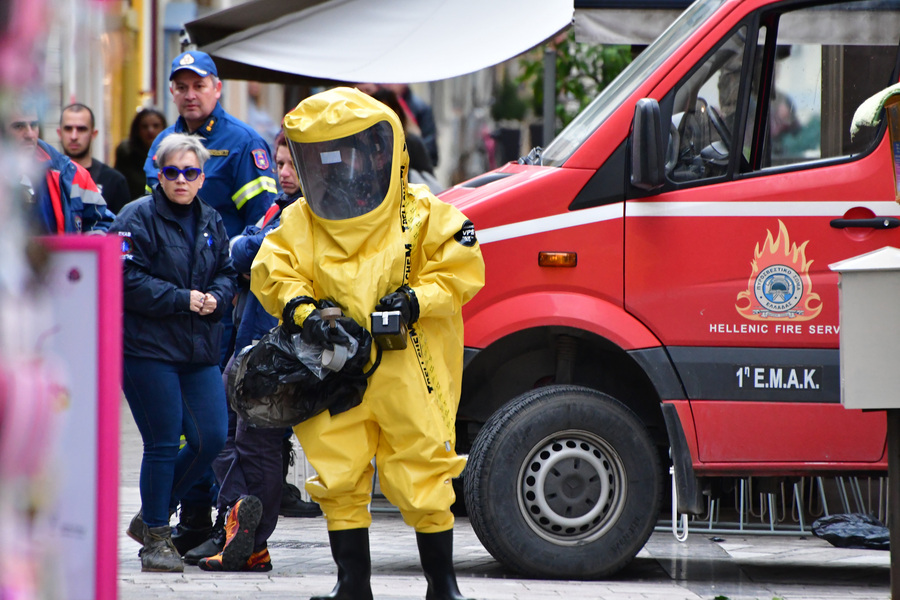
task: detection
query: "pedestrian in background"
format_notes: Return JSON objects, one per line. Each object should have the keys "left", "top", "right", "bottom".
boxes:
{"left": 1, "top": 99, "right": 114, "bottom": 234}
{"left": 371, "top": 87, "right": 442, "bottom": 192}
{"left": 144, "top": 49, "right": 278, "bottom": 553}
{"left": 115, "top": 107, "right": 167, "bottom": 201}
{"left": 111, "top": 133, "right": 236, "bottom": 572}
{"left": 58, "top": 103, "right": 131, "bottom": 214}
{"left": 252, "top": 87, "right": 484, "bottom": 600}
{"left": 246, "top": 81, "right": 280, "bottom": 153}
{"left": 382, "top": 83, "right": 439, "bottom": 167}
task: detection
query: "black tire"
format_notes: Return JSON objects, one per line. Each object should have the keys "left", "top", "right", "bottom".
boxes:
{"left": 464, "top": 385, "right": 662, "bottom": 579}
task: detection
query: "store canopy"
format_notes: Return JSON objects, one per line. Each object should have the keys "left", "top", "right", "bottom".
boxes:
{"left": 185, "top": 0, "right": 574, "bottom": 84}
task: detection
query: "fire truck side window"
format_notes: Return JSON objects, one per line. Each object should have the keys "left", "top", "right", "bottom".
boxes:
{"left": 751, "top": 1, "right": 900, "bottom": 170}
{"left": 666, "top": 27, "right": 748, "bottom": 183}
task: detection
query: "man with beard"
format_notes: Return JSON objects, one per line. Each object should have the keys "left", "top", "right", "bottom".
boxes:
{"left": 58, "top": 103, "right": 131, "bottom": 214}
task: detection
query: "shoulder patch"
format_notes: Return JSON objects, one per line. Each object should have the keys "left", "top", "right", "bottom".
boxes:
{"left": 454, "top": 220, "right": 477, "bottom": 247}
{"left": 252, "top": 149, "right": 270, "bottom": 170}
{"left": 117, "top": 231, "right": 134, "bottom": 259}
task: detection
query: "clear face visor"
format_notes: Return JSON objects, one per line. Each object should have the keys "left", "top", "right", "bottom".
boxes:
{"left": 290, "top": 121, "right": 394, "bottom": 220}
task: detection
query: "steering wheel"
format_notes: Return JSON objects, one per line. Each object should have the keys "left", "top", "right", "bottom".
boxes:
{"left": 700, "top": 98, "right": 731, "bottom": 147}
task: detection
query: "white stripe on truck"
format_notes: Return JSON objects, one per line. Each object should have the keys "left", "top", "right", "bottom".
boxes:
{"left": 477, "top": 201, "right": 900, "bottom": 244}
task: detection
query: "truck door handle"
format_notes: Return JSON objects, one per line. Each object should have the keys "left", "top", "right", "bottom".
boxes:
{"left": 830, "top": 217, "right": 900, "bottom": 229}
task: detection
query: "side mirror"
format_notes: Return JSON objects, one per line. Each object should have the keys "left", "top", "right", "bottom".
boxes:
{"left": 630, "top": 98, "right": 666, "bottom": 191}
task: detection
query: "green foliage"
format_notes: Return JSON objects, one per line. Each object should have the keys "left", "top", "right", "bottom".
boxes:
{"left": 491, "top": 72, "right": 528, "bottom": 122}
{"left": 517, "top": 29, "right": 632, "bottom": 128}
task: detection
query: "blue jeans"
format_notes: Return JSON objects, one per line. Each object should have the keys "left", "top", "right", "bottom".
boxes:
{"left": 123, "top": 357, "right": 228, "bottom": 528}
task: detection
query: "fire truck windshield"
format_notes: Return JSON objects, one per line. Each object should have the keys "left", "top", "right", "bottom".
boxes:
{"left": 541, "top": 0, "right": 727, "bottom": 167}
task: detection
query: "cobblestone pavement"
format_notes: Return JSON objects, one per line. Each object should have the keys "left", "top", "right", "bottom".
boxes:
{"left": 117, "top": 401, "right": 890, "bottom": 600}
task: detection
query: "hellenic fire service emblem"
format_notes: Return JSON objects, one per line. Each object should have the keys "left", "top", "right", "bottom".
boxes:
{"left": 736, "top": 220, "right": 822, "bottom": 320}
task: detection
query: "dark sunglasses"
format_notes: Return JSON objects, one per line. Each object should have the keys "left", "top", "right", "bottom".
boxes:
{"left": 161, "top": 166, "right": 202, "bottom": 181}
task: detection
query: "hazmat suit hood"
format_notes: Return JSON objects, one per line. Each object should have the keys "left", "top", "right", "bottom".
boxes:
{"left": 283, "top": 87, "right": 409, "bottom": 258}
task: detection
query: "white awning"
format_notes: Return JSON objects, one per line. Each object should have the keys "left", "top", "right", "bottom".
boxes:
{"left": 185, "top": 0, "right": 574, "bottom": 84}
{"left": 574, "top": 8, "right": 682, "bottom": 45}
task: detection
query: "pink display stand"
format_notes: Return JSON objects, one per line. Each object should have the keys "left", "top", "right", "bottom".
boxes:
{"left": 41, "top": 235, "right": 121, "bottom": 600}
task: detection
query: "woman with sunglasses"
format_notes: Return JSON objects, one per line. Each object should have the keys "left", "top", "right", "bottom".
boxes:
{"left": 109, "top": 133, "right": 236, "bottom": 572}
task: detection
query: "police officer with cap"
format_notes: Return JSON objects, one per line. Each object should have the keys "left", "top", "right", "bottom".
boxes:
{"left": 144, "top": 50, "right": 276, "bottom": 241}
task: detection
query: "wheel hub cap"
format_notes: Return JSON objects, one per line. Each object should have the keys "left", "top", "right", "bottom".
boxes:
{"left": 519, "top": 433, "right": 626, "bottom": 543}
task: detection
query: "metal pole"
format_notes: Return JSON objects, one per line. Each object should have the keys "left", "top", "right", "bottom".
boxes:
{"left": 542, "top": 47, "right": 555, "bottom": 148}
{"left": 887, "top": 409, "right": 900, "bottom": 598}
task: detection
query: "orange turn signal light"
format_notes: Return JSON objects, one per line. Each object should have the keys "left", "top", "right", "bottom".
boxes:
{"left": 538, "top": 251, "right": 577, "bottom": 267}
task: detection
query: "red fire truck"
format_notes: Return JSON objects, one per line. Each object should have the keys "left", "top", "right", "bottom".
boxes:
{"left": 443, "top": 0, "right": 900, "bottom": 580}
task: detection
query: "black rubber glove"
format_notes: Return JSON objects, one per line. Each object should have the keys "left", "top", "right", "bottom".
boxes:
{"left": 375, "top": 285, "right": 419, "bottom": 325}
{"left": 300, "top": 309, "right": 353, "bottom": 350}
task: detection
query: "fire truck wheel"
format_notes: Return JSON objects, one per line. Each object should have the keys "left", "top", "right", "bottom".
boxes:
{"left": 464, "top": 384, "right": 662, "bottom": 579}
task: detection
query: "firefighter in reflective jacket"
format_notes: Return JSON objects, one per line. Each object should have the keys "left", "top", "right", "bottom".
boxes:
{"left": 251, "top": 87, "right": 484, "bottom": 600}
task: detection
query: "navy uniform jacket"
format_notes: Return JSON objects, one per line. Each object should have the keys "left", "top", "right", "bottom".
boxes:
{"left": 143, "top": 102, "right": 277, "bottom": 238}
{"left": 230, "top": 191, "right": 300, "bottom": 353}
{"left": 110, "top": 186, "right": 238, "bottom": 365}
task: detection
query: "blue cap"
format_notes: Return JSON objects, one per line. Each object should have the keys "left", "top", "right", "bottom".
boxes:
{"left": 169, "top": 50, "right": 218, "bottom": 80}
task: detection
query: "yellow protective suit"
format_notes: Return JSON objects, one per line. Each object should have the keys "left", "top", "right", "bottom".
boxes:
{"left": 251, "top": 87, "right": 485, "bottom": 533}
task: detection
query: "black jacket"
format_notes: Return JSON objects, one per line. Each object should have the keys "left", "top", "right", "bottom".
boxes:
{"left": 110, "top": 186, "right": 237, "bottom": 364}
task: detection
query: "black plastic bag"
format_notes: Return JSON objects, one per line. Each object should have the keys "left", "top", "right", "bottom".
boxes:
{"left": 811, "top": 513, "right": 889, "bottom": 550}
{"left": 227, "top": 323, "right": 378, "bottom": 428}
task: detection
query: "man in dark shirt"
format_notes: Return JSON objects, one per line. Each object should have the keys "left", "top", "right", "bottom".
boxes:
{"left": 58, "top": 103, "right": 131, "bottom": 214}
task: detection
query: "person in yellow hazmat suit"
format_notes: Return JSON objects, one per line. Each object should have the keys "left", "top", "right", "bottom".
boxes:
{"left": 251, "top": 87, "right": 485, "bottom": 600}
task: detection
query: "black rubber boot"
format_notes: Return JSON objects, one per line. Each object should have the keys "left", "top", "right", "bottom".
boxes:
{"left": 281, "top": 482, "right": 323, "bottom": 517}
{"left": 311, "top": 528, "right": 373, "bottom": 600}
{"left": 183, "top": 511, "right": 226, "bottom": 565}
{"left": 281, "top": 437, "right": 323, "bottom": 517}
{"left": 141, "top": 525, "right": 183, "bottom": 573}
{"left": 171, "top": 504, "right": 213, "bottom": 556}
{"left": 416, "top": 530, "right": 474, "bottom": 600}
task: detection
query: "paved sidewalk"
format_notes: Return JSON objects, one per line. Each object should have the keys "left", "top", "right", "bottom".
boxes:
{"left": 117, "top": 402, "right": 890, "bottom": 600}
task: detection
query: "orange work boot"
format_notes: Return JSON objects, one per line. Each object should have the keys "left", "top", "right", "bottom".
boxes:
{"left": 245, "top": 548, "right": 273, "bottom": 572}
{"left": 199, "top": 546, "right": 272, "bottom": 572}
{"left": 197, "top": 495, "right": 261, "bottom": 571}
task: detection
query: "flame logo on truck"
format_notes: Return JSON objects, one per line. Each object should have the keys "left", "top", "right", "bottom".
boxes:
{"left": 735, "top": 220, "right": 822, "bottom": 320}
